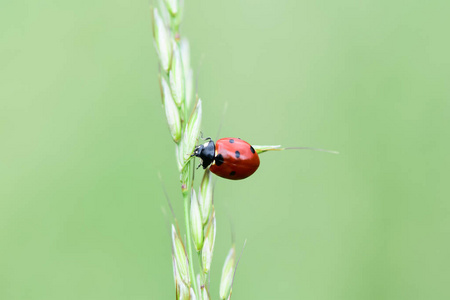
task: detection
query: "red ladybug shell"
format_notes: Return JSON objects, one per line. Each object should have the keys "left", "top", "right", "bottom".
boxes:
{"left": 209, "top": 138, "right": 260, "bottom": 180}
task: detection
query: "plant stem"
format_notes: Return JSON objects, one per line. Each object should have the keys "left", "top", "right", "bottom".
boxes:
{"left": 183, "top": 190, "right": 199, "bottom": 297}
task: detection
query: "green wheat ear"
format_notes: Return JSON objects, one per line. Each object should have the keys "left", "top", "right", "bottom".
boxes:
{"left": 152, "top": 1, "right": 239, "bottom": 299}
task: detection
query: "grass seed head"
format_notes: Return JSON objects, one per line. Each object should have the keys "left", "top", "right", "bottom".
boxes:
{"left": 180, "top": 38, "right": 191, "bottom": 77}
{"left": 175, "top": 143, "right": 184, "bottom": 171}
{"left": 180, "top": 162, "right": 191, "bottom": 194}
{"left": 199, "top": 169, "right": 213, "bottom": 225}
{"left": 169, "top": 41, "right": 185, "bottom": 108}
{"left": 191, "top": 288, "right": 198, "bottom": 300}
{"left": 201, "top": 213, "right": 216, "bottom": 274}
{"left": 252, "top": 145, "right": 283, "bottom": 154}
{"left": 181, "top": 99, "right": 202, "bottom": 162}
{"left": 157, "top": 0, "right": 171, "bottom": 25}
{"left": 201, "top": 287, "right": 210, "bottom": 300}
{"left": 178, "top": 280, "right": 190, "bottom": 300}
{"left": 180, "top": 38, "right": 194, "bottom": 111}
{"left": 172, "top": 225, "right": 190, "bottom": 285}
{"left": 161, "top": 77, "right": 181, "bottom": 142}
{"left": 190, "top": 189, "right": 204, "bottom": 251}
{"left": 164, "top": 0, "right": 179, "bottom": 16}
{"left": 219, "top": 247, "right": 236, "bottom": 300}
{"left": 171, "top": 254, "right": 178, "bottom": 285}
{"left": 152, "top": 8, "right": 172, "bottom": 73}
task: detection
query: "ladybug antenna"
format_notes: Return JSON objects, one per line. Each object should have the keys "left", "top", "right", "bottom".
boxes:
{"left": 199, "top": 131, "right": 211, "bottom": 141}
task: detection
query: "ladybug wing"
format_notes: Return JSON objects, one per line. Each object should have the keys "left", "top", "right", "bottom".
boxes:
{"left": 210, "top": 138, "right": 260, "bottom": 180}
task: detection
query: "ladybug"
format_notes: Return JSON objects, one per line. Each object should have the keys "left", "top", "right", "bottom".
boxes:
{"left": 192, "top": 137, "right": 260, "bottom": 180}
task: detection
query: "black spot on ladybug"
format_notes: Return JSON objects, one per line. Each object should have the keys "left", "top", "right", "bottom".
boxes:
{"left": 229, "top": 139, "right": 234, "bottom": 143}
{"left": 250, "top": 146, "right": 255, "bottom": 154}
{"left": 230, "top": 171, "right": 236, "bottom": 176}
{"left": 235, "top": 151, "right": 240, "bottom": 158}
{"left": 215, "top": 154, "right": 224, "bottom": 166}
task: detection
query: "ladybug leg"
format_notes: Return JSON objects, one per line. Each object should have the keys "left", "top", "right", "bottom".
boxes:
{"left": 196, "top": 162, "right": 203, "bottom": 169}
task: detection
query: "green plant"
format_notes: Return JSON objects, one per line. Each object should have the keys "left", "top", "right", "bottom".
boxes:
{"left": 152, "top": 1, "right": 234, "bottom": 299}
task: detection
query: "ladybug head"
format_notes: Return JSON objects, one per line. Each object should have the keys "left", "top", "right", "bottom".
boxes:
{"left": 192, "top": 139, "right": 215, "bottom": 169}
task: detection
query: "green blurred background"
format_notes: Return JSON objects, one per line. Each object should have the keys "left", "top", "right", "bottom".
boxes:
{"left": 1, "top": 0, "right": 449, "bottom": 299}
